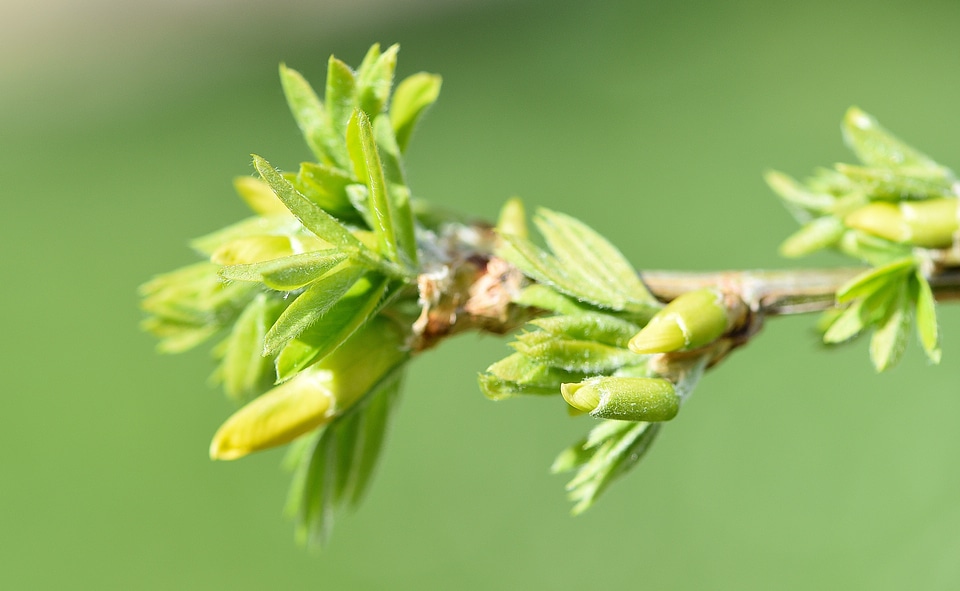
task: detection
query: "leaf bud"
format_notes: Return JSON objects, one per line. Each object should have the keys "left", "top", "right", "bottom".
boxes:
{"left": 628, "top": 288, "right": 730, "bottom": 354}
{"left": 844, "top": 199, "right": 960, "bottom": 248}
{"left": 561, "top": 377, "right": 679, "bottom": 422}
{"left": 210, "top": 317, "right": 406, "bottom": 461}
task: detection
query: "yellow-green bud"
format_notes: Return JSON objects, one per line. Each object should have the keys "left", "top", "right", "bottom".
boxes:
{"left": 844, "top": 199, "right": 960, "bottom": 249}
{"left": 629, "top": 288, "right": 729, "bottom": 354}
{"left": 561, "top": 377, "right": 679, "bottom": 422}
{"left": 209, "top": 317, "right": 406, "bottom": 460}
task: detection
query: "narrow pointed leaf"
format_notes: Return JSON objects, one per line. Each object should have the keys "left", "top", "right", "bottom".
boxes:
{"left": 836, "top": 257, "right": 914, "bottom": 303}
{"left": 764, "top": 170, "right": 835, "bottom": 215}
{"left": 913, "top": 271, "right": 941, "bottom": 363}
{"left": 325, "top": 56, "right": 357, "bottom": 138}
{"left": 279, "top": 64, "right": 345, "bottom": 167}
{"left": 534, "top": 208, "right": 658, "bottom": 313}
{"left": 348, "top": 372, "right": 403, "bottom": 506}
{"left": 220, "top": 293, "right": 282, "bottom": 401}
{"left": 253, "top": 155, "right": 365, "bottom": 252}
{"left": 842, "top": 107, "right": 947, "bottom": 173}
{"left": 356, "top": 44, "right": 398, "bottom": 117}
{"left": 275, "top": 273, "right": 389, "bottom": 380}
{"left": 346, "top": 111, "right": 400, "bottom": 264}
{"left": 234, "top": 176, "right": 288, "bottom": 215}
{"left": 220, "top": 250, "right": 351, "bottom": 291}
{"left": 190, "top": 215, "right": 298, "bottom": 256}
{"left": 390, "top": 72, "right": 442, "bottom": 153}
{"left": 869, "top": 284, "right": 912, "bottom": 371}
{"left": 779, "top": 216, "right": 845, "bottom": 258}
{"left": 822, "top": 300, "right": 866, "bottom": 344}
{"left": 263, "top": 264, "right": 365, "bottom": 356}
{"left": 296, "top": 162, "right": 356, "bottom": 218}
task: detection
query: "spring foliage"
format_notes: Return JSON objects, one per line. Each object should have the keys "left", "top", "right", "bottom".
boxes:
{"left": 142, "top": 45, "right": 953, "bottom": 546}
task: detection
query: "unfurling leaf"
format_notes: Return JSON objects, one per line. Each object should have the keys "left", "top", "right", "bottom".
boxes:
{"left": 842, "top": 107, "right": 948, "bottom": 173}
{"left": 279, "top": 64, "right": 346, "bottom": 167}
{"left": 912, "top": 271, "right": 941, "bottom": 364}
{"left": 263, "top": 264, "right": 365, "bottom": 356}
{"left": 553, "top": 420, "right": 662, "bottom": 515}
{"left": 390, "top": 72, "right": 442, "bottom": 153}
{"left": 252, "top": 155, "right": 365, "bottom": 252}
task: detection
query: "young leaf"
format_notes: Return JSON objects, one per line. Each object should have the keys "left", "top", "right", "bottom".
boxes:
{"left": 533, "top": 208, "right": 658, "bottom": 314}
{"left": 390, "top": 72, "right": 442, "bottom": 153}
{"left": 220, "top": 250, "right": 351, "bottom": 291}
{"left": 842, "top": 107, "right": 947, "bottom": 174}
{"left": 913, "top": 271, "right": 941, "bottom": 364}
{"left": 530, "top": 313, "right": 640, "bottom": 348}
{"left": 346, "top": 111, "right": 400, "bottom": 264}
{"left": 822, "top": 300, "right": 866, "bottom": 344}
{"left": 234, "top": 176, "right": 288, "bottom": 216}
{"left": 190, "top": 215, "right": 298, "bottom": 256}
{"left": 278, "top": 64, "right": 346, "bottom": 168}
{"left": 779, "top": 216, "right": 845, "bottom": 258}
{"left": 296, "top": 162, "right": 356, "bottom": 218}
{"left": 220, "top": 293, "right": 283, "bottom": 401}
{"left": 325, "top": 56, "right": 357, "bottom": 138}
{"left": 764, "top": 170, "right": 836, "bottom": 217}
{"left": 515, "top": 338, "right": 638, "bottom": 373}
{"left": 290, "top": 368, "right": 404, "bottom": 546}
{"left": 356, "top": 44, "right": 398, "bottom": 117}
{"left": 836, "top": 257, "right": 915, "bottom": 303}
{"left": 275, "top": 273, "right": 390, "bottom": 380}
{"left": 869, "top": 283, "right": 912, "bottom": 371}
{"left": 253, "top": 155, "right": 365, "bottom": 252}
{"left": 555, "top": 420, "right": 662, "bottom": 515}
{"left": 263, "top": 264, "right": 366, "bottom": 356}
{"left": 834, "top": 163, "right": 955, "bottom": 201}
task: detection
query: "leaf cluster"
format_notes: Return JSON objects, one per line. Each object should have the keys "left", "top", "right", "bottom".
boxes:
{"left": 767, "top": 107, "right": 952, "bottom": 370}
{"left": 141, "top": 44, "right": 441, "bottom": 545}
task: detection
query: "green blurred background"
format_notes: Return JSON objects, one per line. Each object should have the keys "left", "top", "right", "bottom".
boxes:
{"left": 5, "top": 0, "right": 960, "bottom": 588}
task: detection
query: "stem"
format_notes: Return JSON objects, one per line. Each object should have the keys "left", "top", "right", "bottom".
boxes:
{"left": 642, "top": 266, "right": 960, "bottom": 315}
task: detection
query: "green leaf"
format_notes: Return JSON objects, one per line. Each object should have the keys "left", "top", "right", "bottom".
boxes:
{"left": 233, "top": 176, "right": 288, "bottom": 216}
{"left": 290, "top": 368, "right": 404, "bottom": 546}
{"left": 220, "top": 250, "right": 351, "bottom": 291}
{"left": 512, "top": 284, "right": 589, "bottom": 316}
{"left": 190, "top": 215, "right": 298, "bottom": 256}
{"left": 836, "top": 257, "right": 915, "bottom": 303}
{"left": 325, "top": 56, "right": 357, "bottom": 138}
{"left": 211, "top": 234, "right": 321, "bottom": 266}
{"left": 913, "top": 271, "right": 941, "bottom": 364}
{"left": 779, "top": 216, "right": 846, "bottom": 258}
{"left": 295, "top": 162, "right": 356, "bottom": 219}
{"left": 346, "top": 110, "right": 400, "bottom": 264}
{"left": 372, "top": 114, "right": 405, "bottom": 185}
{"left": 515, "top": 337, "right": 638, "bottom": 373}
{"left": 263, "top": 264, "right": 366, "bottom": 356}
{"left": 822, "top": 300, "right": 866, "bottom": 344}
{"left": 556, "top": 420, "right": 662, "bottom": 515}
{"left": 869, "top": 282, "right": 912, "bottom": 371}
{"left": 253, "top": 155, "right": 365, "bottom": 252}
{"left": 530, "top": 313, "right": 640, "bottom": 348}
{"left": 480, "top": 352, "right": 586, "bottom": 400}
{"left": 533, "top": 208, "right": 658, "bottom": 314}
{"left": 842, "top": 107, "right": 948, "bottom": 173}
{"left": 356, "top": 44, "right": 398, "bottom": 117}
{"left": 220, "top": 293, "right": 283, "bottom": 401}
{"left": 834, "top": 163, "right": 954, "bottom": 201}
{"left": 278, "top": 64, "right": 345, "bottom": 168}
{"left": 764, "top": 170, "right": 836, "bottom": 218}
{"left": 390, "top": 72, "right": 442, "bottom": 153}
{"left": 275, "top": 273, "right": 390, "bottom": 380}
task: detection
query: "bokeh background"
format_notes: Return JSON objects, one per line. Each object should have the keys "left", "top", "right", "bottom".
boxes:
{"left": 5, "top": 0, "right": 960, "bottom": 588}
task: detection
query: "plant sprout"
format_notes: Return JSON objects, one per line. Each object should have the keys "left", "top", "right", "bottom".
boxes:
{"left": 141, "top": 44, "right": 960, "bottom": 546}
